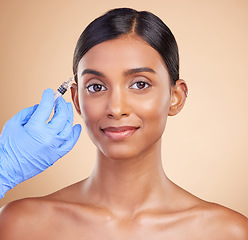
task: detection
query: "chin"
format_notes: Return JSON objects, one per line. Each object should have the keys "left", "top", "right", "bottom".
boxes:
{"left": 98, "top": 143, "right": 143, "bottom": 161}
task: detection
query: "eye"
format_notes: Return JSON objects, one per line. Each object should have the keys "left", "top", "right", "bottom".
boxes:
{"left": 86, "top": 84, "right": 107, "bottom": 93}
{"left": 130, "top": 81, "right": 151, "bottom": 90}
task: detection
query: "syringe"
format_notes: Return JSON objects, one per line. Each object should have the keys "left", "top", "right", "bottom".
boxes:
{"left": 54, "top": 77, "right": 73, "bottom": 101}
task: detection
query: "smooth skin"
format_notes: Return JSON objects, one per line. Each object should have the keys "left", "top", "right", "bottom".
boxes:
{"left": 0, "top": 35, "right": 247, "bottom": 239}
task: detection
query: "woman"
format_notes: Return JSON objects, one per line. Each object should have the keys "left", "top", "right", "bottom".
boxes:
{"left": 0, "top": 8, "right": 247, "bottom": 239}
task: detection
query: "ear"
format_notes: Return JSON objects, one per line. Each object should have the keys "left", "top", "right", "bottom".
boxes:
{"left": 168, "top": 79, "right": 188, "bottom": 116}
{"left": 70, "top": 83, "right": 81, "bottom": 115}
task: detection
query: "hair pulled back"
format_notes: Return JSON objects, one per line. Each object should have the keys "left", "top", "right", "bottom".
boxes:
{"left": 73, "top": 8, "right": 179, "bottom": 85}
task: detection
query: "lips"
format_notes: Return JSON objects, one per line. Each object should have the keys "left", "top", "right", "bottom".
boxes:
{"left": 101, "top": 126, "right": 139, "bottom": 140}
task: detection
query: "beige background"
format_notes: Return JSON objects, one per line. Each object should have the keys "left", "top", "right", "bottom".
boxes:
{"left": 0, "top": 0, "right": 247, "bottom": 217}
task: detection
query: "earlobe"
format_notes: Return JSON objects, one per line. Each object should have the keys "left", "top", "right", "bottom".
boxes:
{"left": 70, "top": 83, "right": 81, "bottom": 115}
{"left": 168, "top": 79, "right": 188, "bottom": 116}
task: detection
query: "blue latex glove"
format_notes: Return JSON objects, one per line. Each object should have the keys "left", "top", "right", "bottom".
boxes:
{"left": 0, "top": 88, "right": 81, "bottom": 198}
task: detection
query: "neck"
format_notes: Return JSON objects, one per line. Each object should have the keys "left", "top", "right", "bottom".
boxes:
{"left": 85, "top": 140, "right": 170, "bottom": 217}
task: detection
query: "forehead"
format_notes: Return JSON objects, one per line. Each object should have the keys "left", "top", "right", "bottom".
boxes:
{"left": 77, "top": 35, "right": 169, "bottom": 77}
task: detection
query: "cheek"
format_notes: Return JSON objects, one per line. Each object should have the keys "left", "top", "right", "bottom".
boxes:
{"left": 135, "top": 90, "right": 171, "bottom": 122}
{"left": 77, "top": 91, "right": 95, "bottom": 123}
{"left": 134, "top": 91, "right": 171, "bottom": 140}
{"left": 79, "top": 97, "right": 106, "bottom": 145}
{"left": 80, "top": 98, "right": 104, "bottom": 127}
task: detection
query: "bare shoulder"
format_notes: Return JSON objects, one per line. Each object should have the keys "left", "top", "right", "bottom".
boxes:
{"left": 198, "top": 201, "right": 248, "bottom": 239}
{"left": 0, "top": 181, "right": 89, "bottom": 239}
{"left": 0, "top": 198, "right": 55, "bottom": 239}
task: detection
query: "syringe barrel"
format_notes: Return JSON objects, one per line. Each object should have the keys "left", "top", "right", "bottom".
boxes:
{"left": 54, "top": 90, "right": 62, "bottom": 101}
{"left": 54, "top": 77, "right": 73, "bottom": 101}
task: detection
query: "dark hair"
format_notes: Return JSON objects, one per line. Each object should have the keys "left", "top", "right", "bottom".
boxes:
{"left": 73, "top": 8, "right": 179, "bottom": 85}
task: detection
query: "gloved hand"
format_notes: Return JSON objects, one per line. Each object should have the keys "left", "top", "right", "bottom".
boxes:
{"left": 0, "top": 88, "right": 81, "bottom": 198}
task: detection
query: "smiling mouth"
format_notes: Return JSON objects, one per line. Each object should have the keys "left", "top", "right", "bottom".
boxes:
{"left": 101, "top": 126, "right": 140, "bottom": 140}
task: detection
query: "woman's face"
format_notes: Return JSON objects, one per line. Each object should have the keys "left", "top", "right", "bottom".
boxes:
{"left": 72, "top": 35, "right": 184, "bottom": 160}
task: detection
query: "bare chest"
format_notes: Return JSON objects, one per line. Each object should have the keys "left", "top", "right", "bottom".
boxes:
{"left": 37, "top": 212, "right": 201, "bottom": 240}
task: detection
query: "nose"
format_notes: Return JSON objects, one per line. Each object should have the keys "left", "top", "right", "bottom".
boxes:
{"left": 106, "top": 87, "right": 130, "bottom": 119}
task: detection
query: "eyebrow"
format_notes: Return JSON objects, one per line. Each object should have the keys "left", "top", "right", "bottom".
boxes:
{"left": 81, "top": 67, "right": 156, "bottom": 78}
{"left": 123, "top": 67, "right": 156, "bottom": 76}
{"left": 81, "top": 69, "right": 105, "bottom": 77}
